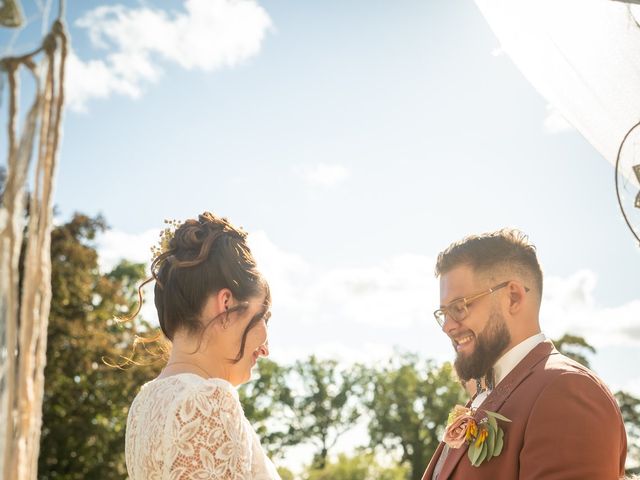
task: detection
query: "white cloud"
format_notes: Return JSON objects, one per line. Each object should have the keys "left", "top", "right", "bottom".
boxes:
{"left": 270, "top": 342, "right": 396, "bottom": 367}
{"left": 97, "top": 228, "right": 159, "bottom": 324}
{"left": 96, "top": 227, "right": 640, "bottom": 364}
{"left": 97, "top": 228, "right": 159, "bottom": 273}
{"left": 620, "top": 376, "right": 640, "bottom": 397}
{"left": 296, "top": 163, "right": 350, "bottom": 188}
{"left": 66, "top": 0, "right": 272, "bottom": 111}
{"left": 541, "top": 269, "right": 640, "bottom": 348}
{"left": 94, "top": 227, "right": 639, "bottom": 472}
{"left": 543, "top": 104, "right": 574, "bottom": 134}
{"left": 249, "top": 231, "right": 436, "bottom": 330}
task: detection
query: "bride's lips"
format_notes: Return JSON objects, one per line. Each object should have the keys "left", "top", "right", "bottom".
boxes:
{"left": 251, "top": 348, "right": 261, "bottom": 366}
{"left": 250, "top": 344, "right": 269, "bottom": 367}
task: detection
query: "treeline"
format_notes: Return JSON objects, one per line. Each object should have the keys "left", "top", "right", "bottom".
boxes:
{"left": 238, "top": 354, "right": 465, "bottom": 480}
{"left": 37, "top": 214, "right": 640, "bottom": 479}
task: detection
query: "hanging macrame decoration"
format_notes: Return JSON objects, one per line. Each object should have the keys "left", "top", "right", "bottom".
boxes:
{"left": 0, "top": 0, "right": 24, "bottom": 28}
{"left": 0, "top": 1, "right": 67, "bottom": 478}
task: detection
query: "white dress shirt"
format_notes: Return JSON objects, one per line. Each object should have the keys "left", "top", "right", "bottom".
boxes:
{"left": 471, "top": 332, "right": 546, "bottom": 409}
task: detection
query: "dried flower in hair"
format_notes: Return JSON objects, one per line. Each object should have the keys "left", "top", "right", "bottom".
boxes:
{"left": 150, "top": 219, "right": 182, "bottom": 261}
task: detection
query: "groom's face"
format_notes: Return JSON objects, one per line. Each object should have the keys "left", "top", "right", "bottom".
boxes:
{"left": 439, "top": 265, "right": 511, "bottom": 381}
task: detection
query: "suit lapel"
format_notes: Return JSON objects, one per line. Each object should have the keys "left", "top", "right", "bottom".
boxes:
{"left": 422, "top": 442, "right": 446, "bottom": 479}
{"left": 436, "top": 341, "right": 556, "bottom": 479}
{"left": 422, "top": 397, "right": 476, "bottom": 480}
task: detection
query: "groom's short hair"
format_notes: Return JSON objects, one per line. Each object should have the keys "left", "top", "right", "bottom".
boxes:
{"left": 435, "top": 228, "right": 543, "bottom": 298}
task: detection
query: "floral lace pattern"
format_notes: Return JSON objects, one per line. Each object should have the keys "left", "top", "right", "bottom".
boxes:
{"left": 126, "top": 374, "right": 281, "bottom": 480}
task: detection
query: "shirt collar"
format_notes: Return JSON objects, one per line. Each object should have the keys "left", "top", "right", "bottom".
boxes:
{"left": 493, "top": 332, "right": 546, "bottom": 386}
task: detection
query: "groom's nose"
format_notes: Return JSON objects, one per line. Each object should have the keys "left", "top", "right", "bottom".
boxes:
{"left": 442, "top": 314, "right": 460, "bottom": 335}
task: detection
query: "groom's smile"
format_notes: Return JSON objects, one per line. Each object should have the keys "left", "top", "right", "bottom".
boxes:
{"left": 453, "top": 333, "right": 475, "bottom": 353}
{"left": 438, "top": 265, "right": 512, "bottom": 381}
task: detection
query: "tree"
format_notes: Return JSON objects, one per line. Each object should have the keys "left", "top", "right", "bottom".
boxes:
{"left": 238, "top": 358, "right": 295, "bottom": 458}
{"left": 553, "top": 333, "right": 596, "bottom": 368}
{"left": 616, "top": 391, "right": 640, "bottom": 474}
{"left": 37, "top": 214, "right": 163, "bottom": 479}
{"left": 305, "top": 452, "right": 409, "bottom": 480}
{"left": 287, "top": 356, "right": 367, "bottom": 469}
{"left": 366, "top": 353, "right": 466, "bottom": 480}
{"left": 276, "top": 467, "right": 296, "bottom": 480}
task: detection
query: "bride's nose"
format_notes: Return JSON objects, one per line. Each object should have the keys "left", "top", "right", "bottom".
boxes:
{"left": 258, "top": 342, "right": 269, "bottom": 357}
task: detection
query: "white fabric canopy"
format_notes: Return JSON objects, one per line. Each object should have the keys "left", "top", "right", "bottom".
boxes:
{"left": 475, "top": 0, "right": 640, "bottom": 182}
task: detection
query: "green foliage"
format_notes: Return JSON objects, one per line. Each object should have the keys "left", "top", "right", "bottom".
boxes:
{"left": 553, "top": 334, "right": 596, "bottom": 368}
{"left": 35, "top": 222, "right": 634, "bottom": 480}
{"left": 366, "top": 353, "right": 466, "bottom": 480}
{"left": 289, "top": 356, "right": 367, "bottom": 469}
{"left": 277, "top": 466, "right": 296, "bottom": 480}
{"left": 467, "top": 416, "right": 505, "bottom": 467}
{"left": 616, "top": 390, "right": 640, "bottom": 471}
{"left": 37, "top": 213, "right": 163, "bottom": 479}
{"left": 238, "top": 358, "right": 295, "bottom": 458}
{"left": 305, "top": 452, "right": 409, "bottom": 480}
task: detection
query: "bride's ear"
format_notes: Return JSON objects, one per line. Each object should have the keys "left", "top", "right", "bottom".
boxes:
{"left": 216, "top": 288, "right": 233, "bottom": 313}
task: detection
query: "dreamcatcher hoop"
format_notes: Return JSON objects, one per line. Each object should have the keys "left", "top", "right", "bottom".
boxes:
{"left": 614, "top": 120, "right": 640, "bottom": 245}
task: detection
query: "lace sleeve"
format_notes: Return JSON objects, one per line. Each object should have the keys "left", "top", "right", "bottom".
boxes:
{"left": 167, "top": 380, "right": 252, "bottom": 480}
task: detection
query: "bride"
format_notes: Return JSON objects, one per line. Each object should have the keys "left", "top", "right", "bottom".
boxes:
{"left": 125, "top": 212, "right": 281, "bottom": 479}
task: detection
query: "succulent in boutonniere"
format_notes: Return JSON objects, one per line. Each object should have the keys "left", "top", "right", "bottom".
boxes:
{"left": 443, "top": 405, "right": 511, "bottom": 467}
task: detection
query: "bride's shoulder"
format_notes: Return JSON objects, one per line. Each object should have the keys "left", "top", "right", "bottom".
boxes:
{"left": 132, "top": 374, "right": 244, "bottom": 420}
{"left": 161, "top": 374, "right": 243, "bottom": 411}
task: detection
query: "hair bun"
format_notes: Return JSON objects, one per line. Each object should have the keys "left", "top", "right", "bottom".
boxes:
{"left": 198, "top": 212, "right": 247, "bottom": 241}
{"left": 169, "top": 222, "right": 198, "bottom": 250}
{"left": 166, "top": 212, "right": 248, "bottom": 256}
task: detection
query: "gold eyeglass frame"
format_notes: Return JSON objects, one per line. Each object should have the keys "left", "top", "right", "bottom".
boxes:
{"left": 433, "top": 281, "right": 529, "bottom": 328}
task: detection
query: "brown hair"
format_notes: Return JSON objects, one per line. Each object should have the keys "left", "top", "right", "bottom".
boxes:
{"left": 435, "top": 228, "right": 543, "bottom": 297}
{"left": 132, "top": 212, "right": 269, "bottom": 363}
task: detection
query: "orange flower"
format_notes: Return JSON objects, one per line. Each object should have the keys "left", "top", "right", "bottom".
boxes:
{"left": 474, "top": 426, "right": 488, "bottom": 447}
{"left": 465, "top": 419, "right": 478, "bottom": 442}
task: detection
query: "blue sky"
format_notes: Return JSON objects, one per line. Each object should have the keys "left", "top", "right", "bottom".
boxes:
{"left": 2, "top": 0, "right": 639, "bottom": 464}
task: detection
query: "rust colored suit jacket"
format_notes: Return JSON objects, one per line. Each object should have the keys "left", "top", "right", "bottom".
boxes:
{"left": 422, "top": 341, "right": 627, "bottom": 480}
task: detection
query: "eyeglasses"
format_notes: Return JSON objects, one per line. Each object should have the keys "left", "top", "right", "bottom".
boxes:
{"left": 433, "top": 281, "right": 529, "bottom": 328}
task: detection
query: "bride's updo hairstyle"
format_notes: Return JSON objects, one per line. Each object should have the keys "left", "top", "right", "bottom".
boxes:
{"left": 140, "top": 212, "right": 269, "bottom": 363}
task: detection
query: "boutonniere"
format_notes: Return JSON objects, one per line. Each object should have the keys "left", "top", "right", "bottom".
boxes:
{"left": 443, "top": 405, "right": 511, "bottom": 467}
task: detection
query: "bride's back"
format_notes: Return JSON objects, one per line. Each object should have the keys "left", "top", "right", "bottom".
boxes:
{"left": 125, "top": 373, "right": 263, "bottom": 479}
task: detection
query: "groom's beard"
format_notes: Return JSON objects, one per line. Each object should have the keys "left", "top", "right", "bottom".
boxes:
{"left": 454, "top": 309, "right": 511, "bottom": 382}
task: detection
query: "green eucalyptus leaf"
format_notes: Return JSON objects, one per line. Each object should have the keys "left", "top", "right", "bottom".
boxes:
{"left": 475, "top": 441, "right": 488, "bottom": 466}
{"left": 487, "top": 414, "right": 498, "bottom": 431}
{"left": 494, "top": 427, "right": 504, "bottom": 456}
{"left": 486, "top": 411, "right": 511, "bottom": 422}
{"left": 485, "top": 426, "right": 496, "bottom": 460}
{"left": 468, "top": 442, "right": 482, "bottom": 466}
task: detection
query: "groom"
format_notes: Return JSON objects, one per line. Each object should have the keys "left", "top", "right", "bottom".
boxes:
{"left": 423, "top": 229, "right": 627, "bottom": 480}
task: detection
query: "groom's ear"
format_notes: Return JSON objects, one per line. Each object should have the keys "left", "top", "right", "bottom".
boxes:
{"left": 506, "top": 281, "right": 528, "bottom": 314}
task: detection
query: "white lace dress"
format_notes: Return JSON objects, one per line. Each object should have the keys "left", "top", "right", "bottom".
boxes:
{"left": 125, "top": 373, "right": 281, "bottom": 480}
